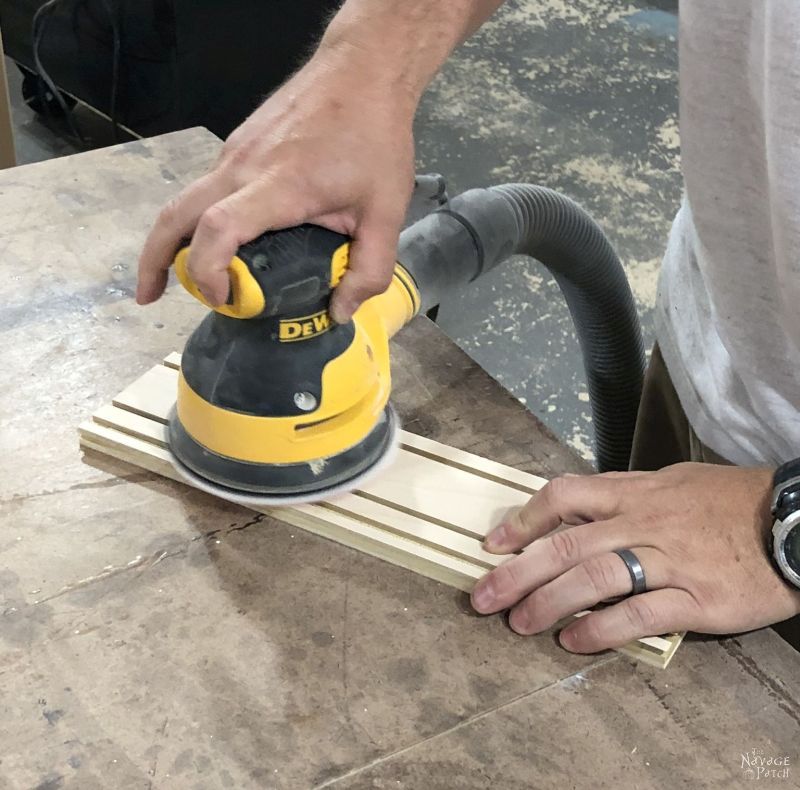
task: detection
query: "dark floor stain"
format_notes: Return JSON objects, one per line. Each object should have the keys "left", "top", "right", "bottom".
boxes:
{"left": 467, "top": 673, "right": 504, "bottom": 707}
{"left": 170, "top": 748, "right": 194, "bottom": 774}
{"left": 386, "top": 656, "right": 429, "bottom": 691}
{"left": 286, "top": 646, "right": 308, "bottom": 662}
{"left": 414, "top": 696, "right": 464, "bottom": 737}
{"left": 458, "top": 731, "right": 498, "bottom": 769}
{"left": 43, "top": 708, "right": 65, "bottom": 726}
{"left": 1, "top": 598, "right": 55, "bottom": 649}
{"left": 311, "top": 631, "right": 335, "bottom": 647}
{"left": 0, "top": 569, "right": 21, "bottom": 591}
{"left": 642, "top": 676, "right": 689, "bottom": 729}
{"left": 720, "top": 638, "right": 800, "bottom": 727}
{"left": 34, "top": 775, "right": 64, "bottom": 790}
{"left": 311, "top": 761, "right": 352, "bottom": 787}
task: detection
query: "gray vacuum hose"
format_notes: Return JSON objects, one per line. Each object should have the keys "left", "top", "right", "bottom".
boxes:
{"left": 398, "top": 183, "right": 645, "bottom": 472}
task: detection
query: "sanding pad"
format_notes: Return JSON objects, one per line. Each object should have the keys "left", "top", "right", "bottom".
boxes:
{"left": 167, "top": 406, "right": 401, "bottom": 507}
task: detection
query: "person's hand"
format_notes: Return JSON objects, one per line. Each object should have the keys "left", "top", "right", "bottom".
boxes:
{"left": 470, "top": 463, "right": 800, "bottom": 652}
{"left": 136, "top": 43, "right": 417, "bottom": 323}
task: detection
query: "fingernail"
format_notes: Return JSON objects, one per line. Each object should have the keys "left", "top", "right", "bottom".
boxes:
{"left": 484, "top": 523, "right": 510, "bottom": 552}
{"left": 471, "top": 579, "right": 495, "bottom": 612}
{"left": 559, "top": 628, "right": 577, "bottom": 652}
{"left": 330, "top": 301, "right": 354, "bottom": 325}
{"left": 135, "top": 285, "right": 152, "bottom": 306}
{"left": 509, "top": 609, "right": 531, "bottom": 635}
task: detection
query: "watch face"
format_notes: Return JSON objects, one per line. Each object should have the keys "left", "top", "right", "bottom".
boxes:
{"left": 786, "top": 524, "right": 800, "bottom": 578}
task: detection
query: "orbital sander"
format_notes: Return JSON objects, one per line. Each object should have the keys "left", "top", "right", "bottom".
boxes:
{"left": 167, "top": 177, "right": 648, "bottom": 505}
{"left": 168, "top": 222, "right": 419, "bottom": 505}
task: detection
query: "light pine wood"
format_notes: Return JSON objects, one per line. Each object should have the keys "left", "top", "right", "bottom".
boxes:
{"left": 79, "top": 422, "right": 491, "bottom": 593}
{"left": 78, "top": 356, "right": 684, "bottom": 668}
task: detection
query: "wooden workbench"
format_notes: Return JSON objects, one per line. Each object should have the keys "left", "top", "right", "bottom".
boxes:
{"left": 1, "top": 129, "right": 798, "bottom": 789}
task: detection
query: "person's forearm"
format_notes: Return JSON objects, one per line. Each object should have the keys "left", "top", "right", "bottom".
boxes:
{"left": 138, "top": 0, "right": 504, "bottom": 312}
{"left": 316, "top": 0, "right": 506, "bottom": 104}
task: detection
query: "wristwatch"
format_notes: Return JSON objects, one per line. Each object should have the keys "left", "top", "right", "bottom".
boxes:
{"left": 771, "top": 459, "right": 800, "bottom": 589}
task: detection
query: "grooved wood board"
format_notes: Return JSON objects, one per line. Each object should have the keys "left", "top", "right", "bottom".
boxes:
{"left": 78, "top": 355, "right": 684, "bottom": 669}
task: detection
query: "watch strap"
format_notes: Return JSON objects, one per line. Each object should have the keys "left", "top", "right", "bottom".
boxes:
{"left": 771, "top": 458, "right": 800, "bottom": 519}
{"left": 775, "top": 457, "right": 800, "bottom": 487}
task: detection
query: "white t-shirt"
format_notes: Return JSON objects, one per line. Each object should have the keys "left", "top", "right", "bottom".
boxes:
{"left": 656, "top": 0, "right": 800, "bottom": 466}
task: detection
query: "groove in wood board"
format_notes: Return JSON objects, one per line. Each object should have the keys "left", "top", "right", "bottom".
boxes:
{"left": 400, "top": 433, "right": 544, "bottom": 494}
{"left": 82, "top": 415, "right": 503, "bottom": 570}
{"left": 112, "top": 364, "right": 176, "bottom": 423}
{"left": 353, "top": 451, "right": 529, "bottom": 541}
{"left": 115, "top": 360, "right": 532, "bottom": 541}
{"left": 320, "top": 498, "right": 503, "bottom": 569}
{"left": 79, "top": 359, "right": 686, "bottom": 668}
{"left": 93, "top": 404, "right": 168, "bottom": 446}
{"left": 163, "top": 353, "right": 547, "bottom": 493}
{"left": 79, "top": 422, "right": 489, "bottom": 593}
{"left": 163, "top": 352, "right": 182, "bottom": 370}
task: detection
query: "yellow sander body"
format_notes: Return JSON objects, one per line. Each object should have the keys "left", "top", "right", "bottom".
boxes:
{"left": 168, "top": 224, "right": 420, "bottom": 504}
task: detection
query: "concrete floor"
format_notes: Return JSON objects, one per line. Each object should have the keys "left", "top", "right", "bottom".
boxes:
{"left": 4, "top": 0, "right": 681, "bottom": 462}
{"left": 417, "top": 0, "right": 681, "bottom": 460}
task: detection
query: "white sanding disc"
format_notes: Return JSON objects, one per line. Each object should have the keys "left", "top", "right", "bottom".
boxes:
{"left": 167, "top": 408, "right": 401, "bottom": 507}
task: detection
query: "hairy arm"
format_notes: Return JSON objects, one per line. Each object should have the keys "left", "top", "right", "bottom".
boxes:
{"left": 137, "top": 0, "right": 506, "bottom": 321}
{"left": 321, "top": 0, "right": 506, "bottom": 98}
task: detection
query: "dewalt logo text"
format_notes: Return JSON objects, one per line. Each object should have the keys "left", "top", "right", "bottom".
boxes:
{"left": 279, "top": 310, "right": 331, "bottom": 342}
